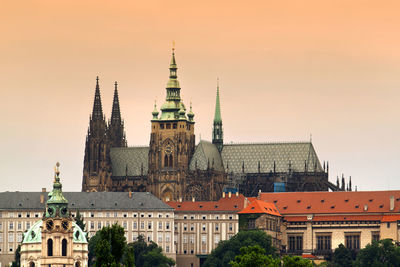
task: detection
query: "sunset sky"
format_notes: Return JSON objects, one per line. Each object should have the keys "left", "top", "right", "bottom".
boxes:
{"left": 1, "top": 0, "right": 399, "bottom": 192}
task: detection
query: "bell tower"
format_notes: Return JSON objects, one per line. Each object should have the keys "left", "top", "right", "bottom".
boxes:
{"left": 148, "top": 48, "right": 195, "bottom": 201}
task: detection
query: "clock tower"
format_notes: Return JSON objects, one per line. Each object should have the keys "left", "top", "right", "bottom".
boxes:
{"left": 148, "top": 48, "right": 195, "bottom": 201}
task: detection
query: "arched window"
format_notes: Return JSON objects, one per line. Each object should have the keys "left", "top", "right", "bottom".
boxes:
{"left": 47, "top": 238, "right": 53, "bottom": 256}
{"left": 62, "top": 238, "right": 67, "bottom": 256}
{"left": 164, "top": 154, "right": 169, "bottom": 167}
{"left": 169, "top": 155, "right": 173, "bottom": 167}
{"left": 29, "top": 262, "right": 35, "bottom": 267}
{"left": 75, "top": 262, "right": 81, "bottom": 267}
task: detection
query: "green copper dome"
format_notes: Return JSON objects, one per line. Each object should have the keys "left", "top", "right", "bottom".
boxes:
{"left": 22, "top": 221, "right": 87, "bottom": 244}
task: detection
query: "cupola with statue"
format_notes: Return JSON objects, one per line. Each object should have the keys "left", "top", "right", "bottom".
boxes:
{"left": 20, "top": 163, "right": 88, "bottom": 267}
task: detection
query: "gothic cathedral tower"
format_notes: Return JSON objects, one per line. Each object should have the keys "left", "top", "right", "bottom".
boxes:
{"left": 148, "top": 48, "right": 196, "bottom": 201}
{"left": 82, "top": 77, "right": 112, "bottom": 192}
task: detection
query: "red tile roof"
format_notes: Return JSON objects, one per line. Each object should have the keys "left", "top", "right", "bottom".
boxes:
{"left": 238, "top": 200, "right": 281, "bottom": 216}
{"left": 166, "top": 194, "right": 248, "bottom": 212}
{"left": 381, "top": 215, "right": 400, "bottom": 222}
{"left": 259, "top": 191, "right": 400, "bottom": 215}
{"left": 285, "top": 215, "right": 383, "bottom": 222}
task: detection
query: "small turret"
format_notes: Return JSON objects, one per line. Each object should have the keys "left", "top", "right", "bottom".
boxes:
{"left": 187, "top": 102, "right": 194, "bottom": 121}
{"left": 152, "top": 101, "right": 159, "bottom": 120}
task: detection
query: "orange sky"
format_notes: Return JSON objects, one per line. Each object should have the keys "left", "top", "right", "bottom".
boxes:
{"left": 1, "top": 0, "right": 400, "bottom": 191}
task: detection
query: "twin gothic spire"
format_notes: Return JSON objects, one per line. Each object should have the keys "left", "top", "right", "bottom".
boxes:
{"left": 89, "top": 76, "right": 126, "bottom": 146}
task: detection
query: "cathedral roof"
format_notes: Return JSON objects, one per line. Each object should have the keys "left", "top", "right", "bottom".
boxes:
{"left": 189, "top": 141, "right": 323, "bottom": 173}
{"left": 189, "top": 140, "right": 224, "bottom": 171}
{"left": 110, "top": 147, "right": 149, "bottom": 177}
{"left": 222, "top": 142, "right": 322, "bottom": 173}
{"left": 0, "top": 191, "right": 173, "bottom": 211}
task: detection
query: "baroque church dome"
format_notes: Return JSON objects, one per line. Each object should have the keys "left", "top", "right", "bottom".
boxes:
{"left": 22, "top": 220, "right": 87, "bottom": 244}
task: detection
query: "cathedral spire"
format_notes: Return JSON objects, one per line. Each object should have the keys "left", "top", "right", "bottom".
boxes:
{"left": 92, "top": 76, "right": 104, "bottom": 121}
{"left": 111, "top": 81, "right": 121, "bottom": 125}
{"left": 166, "top": 47, "right": 181, "bottom": 101}
{"left": 214, "top": 78, "right": 222, "bottom": 123}
{"left": 212, "top": 78, "right": 223, "bottom": 152}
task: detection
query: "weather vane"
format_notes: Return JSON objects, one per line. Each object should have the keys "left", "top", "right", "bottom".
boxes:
{"left": 172, "top": 40, "right": 175, "bottom": 52}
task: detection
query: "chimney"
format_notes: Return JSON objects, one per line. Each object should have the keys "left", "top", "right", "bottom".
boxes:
{"left": 222, "top": 192, "right": 226, "bottom": 198}
{"left": 390, "top": 196, "right": 394, "bottom": 211}
{"left": 41, "top": 188, "right": 46, "bottom": 192}
{"left": 40, "top": 194, "right": 44, "bottom": 204}
{"left": 179, "top": 197, "right": 182, "bottom": 202}
{"left": 364, "top": 204, "right": 368, "bottom": 211}
{"left": 236, "top": 191, "right": 239, "bottom": 197}
{"left": 192, "top": 197, "right": 195, "bottom": 202}
{"left": 128, "top": 191, "right": 132, "bottom": 198}
{"left": 228, "top": 192, "right": 231, "bottom": 198}
{"left": 257, "top": 189, "right": 261, "bottom": 200}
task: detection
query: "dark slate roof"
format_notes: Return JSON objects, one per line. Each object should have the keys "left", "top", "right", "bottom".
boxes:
{"left": 189, "top": 141, "right": 224, "bottom": 171}
{"left": 110, "top": 147, "right": 149, "bottom": 176}
{"left": 0, "top": 192, "right": 173, "bottom": 211}
{"left": 221, "top": 142, "right": 323, "bottom": 174}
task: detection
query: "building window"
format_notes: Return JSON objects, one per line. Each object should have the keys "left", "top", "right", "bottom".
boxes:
{"left": 183, "top": 235, "right": 188, "bottom": 244}
{"left": 345, "top": 234, "right": 360, "bottom": 250}
{"left": 166, "top": 234, "right": 170, "bottom": 242}
{"left": 8, "top": 233, "right": 14, "bottom": 242}
{"left": 47, "top": 239, "right": 53, "bottom": 256}
{"left": 114, "top": 212, "right": 118, "bottom": 218}
{"left": 97, "top": 221, "right": 102, "bottom": 229}
{"left": 158, "top": 235, "right": 163, "bottom": 242}
{"left": 372, "top": 232, "right": 380, "bottom": 242}
{"left": 190, "top": 235, "right": 194, "bottom": 244}
{"left": 316, "top": 235, "right": 331, "bottom": 251}
{"left": 17, "top": 233, "right": 22, "bottom": 243}
{"left": 166, "top": 245, "right": 170, "bottom": 253}
{"left": 288, "top": 235, "right": 303, "bottom": 252}
{"left": 214, "top": 235, "right": 220, "bottom": 244}
{"left": 202, "top": 215, "right": 206, "bottom": 220}
{"left": 123, "top": 221, "right": 127, "bottom": 230}
{"left": 248, "top": 219, "right": 255, "bottom": 229}
{"left": 215, "top": 224, "right": 219, "bottom": 231}
{"left": 159, "top": 222, "right": 163, "bottom": 230}
{"left": 166, "top": 123, "right": 171, "bottom": 129}
{"left": 190, "top": 224, "right": 194, "bottom": 231}
{"left": 202, "top": 224, "right": 206, "bottom": 231}
{"left": 229, "top": 223, "right": 233, "bottom": 231}
{"left": 17, "top": 222, "right": 22, "bottom": 230}
{"left": 202, "top": 235, "right": 206, "bottom": 244}
{"left": 141, "top": 222, "right": 144, "bottom": 229}
{"left": 148, "top": 222, "right": 152, "bottom": 230}
{"left": 0, "top": 222, "right": 2, "bottom": 230}
{"left": 62, "top": 239, "right": 67, "bottom": 256}
{"left": 90, "top": 222, "right": 94, "bottom": 230}
{"left": 26, "top": 222, "right": 30, "bottom": 230}
{"left": 9, "top": 222, "right": 13, "bottom": 230}
{"left": 133, "top": 222, "right": 137, "bottom": 229}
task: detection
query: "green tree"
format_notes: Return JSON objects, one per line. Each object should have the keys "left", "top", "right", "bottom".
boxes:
{"left": 128, "top": 235, "right": 174, "bottom": 267}
{"left": 123, "top": 245, "right": 135, "bottom": 267}
{"left": 282, "top": 255, "right": 313, "bottom": 267}
{"left": 11, "top": 245, "right": 21, "bottom": 267}
{"left": 333, "top": 244, "right": 353, "bottom": 267}
{"left": 203, "top": 230, "right": 277, "bottom": 267}
{"left": 355, "top": 239, "right": 400, "bottom": 267}
{"left": 88, "top": 231, "right": 100, "bottom": 267}
{"left": 92, "top": 224, "right": 126, "bottom": 267}
{"left": 230, "top": 245, "right": 280, "bottom": 267}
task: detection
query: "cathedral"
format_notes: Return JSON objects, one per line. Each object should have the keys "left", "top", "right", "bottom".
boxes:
{"left": 82, "top": 49, "right": 340, "bottom": 201}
